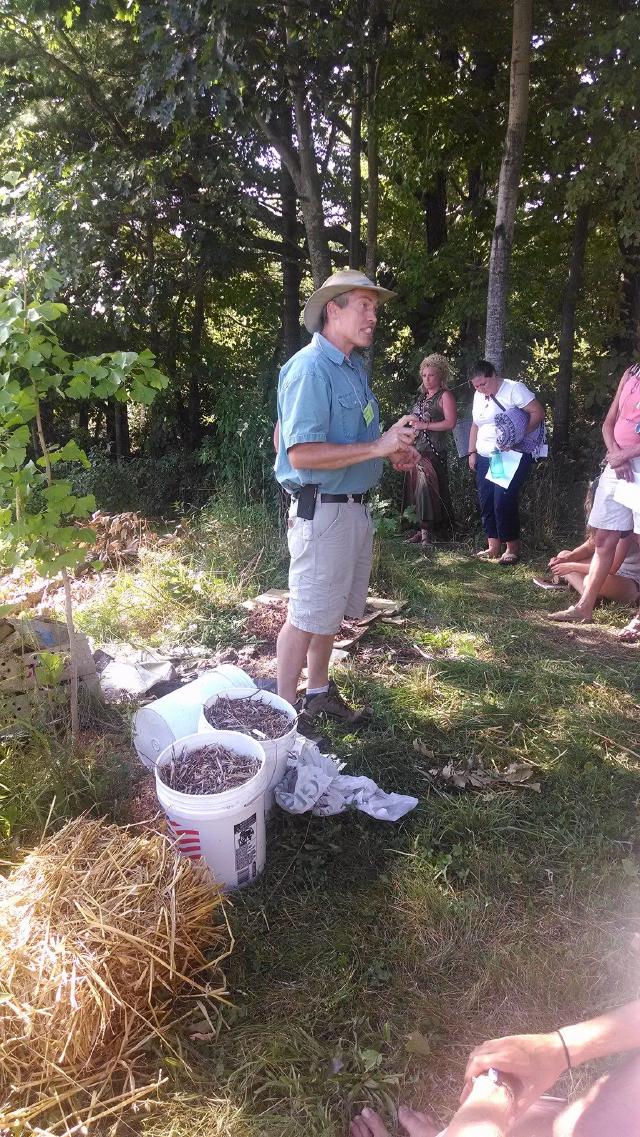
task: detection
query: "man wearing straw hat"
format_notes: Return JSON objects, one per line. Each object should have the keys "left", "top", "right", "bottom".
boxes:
{"left": 274, "top": 269, "right": 420, "bottom": 722}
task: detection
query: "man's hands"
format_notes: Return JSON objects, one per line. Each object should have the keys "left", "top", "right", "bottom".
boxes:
{"left": 375, "top": 415, "right": 419, "bottom": 459}
{"left": 391, "top": 446, "right": 420, "bottom": 472}
{"left": 462, "top": 1031, "right": 567, "bottom": 1116}
{"left": 468, "top": 452, "right": 477, "bottom": 471}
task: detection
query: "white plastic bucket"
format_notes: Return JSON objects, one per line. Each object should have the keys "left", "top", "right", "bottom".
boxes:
{"left": 155, "top": 731, "right": 268, "bottom": 890}
{"left": 197, "top": 687, "right": 297, "bottom": 813}
{"left": 132, "top": 665, "right": 255, "bottom": 769}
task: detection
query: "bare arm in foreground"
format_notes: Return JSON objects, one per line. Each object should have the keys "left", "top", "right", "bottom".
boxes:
{"left": 463, "top": 998, "right": 640, "bottom": 1115}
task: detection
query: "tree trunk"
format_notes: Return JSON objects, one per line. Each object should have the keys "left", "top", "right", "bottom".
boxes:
{"left": 290, "top": 82, "right": 332, "bottom": 286}
{"left": 553, "top": 203, "right": 590, "bottom": 453}
{"left": 484, "top": 0, "right": 533, "bottom": 370}
{"left": 613, "top": 233, "right": 640, "bottom": 362}
{"left": 349, "top": 89, "right": 363, "bottom": 269}
{"left": 280, "top": 105, "right": 302, "bottom": 360}
{"left": 187, "top": 258, "right": 206, "bottom": 447}
{"left": 365, "top": 54, "right": 379, "bottom": 283}
{"left": 113, "top": 401, "right": 130, "bottom": 461}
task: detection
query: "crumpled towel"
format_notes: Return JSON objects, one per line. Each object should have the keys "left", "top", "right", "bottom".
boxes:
{"left": 274, "top": 738, "right": 418, "bottom": 822}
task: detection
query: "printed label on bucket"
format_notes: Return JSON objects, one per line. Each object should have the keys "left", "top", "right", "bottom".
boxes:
{"left": 234, "top": 812, "right": 257, "bottom": 886}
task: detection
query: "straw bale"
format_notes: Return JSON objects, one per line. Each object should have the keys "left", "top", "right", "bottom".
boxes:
{"left": 0, "top": 816, "right": 231, "bottom": 1134}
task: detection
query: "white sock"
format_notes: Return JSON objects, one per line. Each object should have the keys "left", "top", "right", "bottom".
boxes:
{"left": 306, "top": 684, "right": 330, "bottom": 697}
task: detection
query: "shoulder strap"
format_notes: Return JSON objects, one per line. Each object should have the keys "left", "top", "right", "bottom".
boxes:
{"left": 491, "top": 394, "right": 506, "bottom": 411}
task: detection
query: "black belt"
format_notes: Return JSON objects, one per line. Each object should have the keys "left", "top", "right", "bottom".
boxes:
{"left": 318, "top": 492, "right": 370, "bottom": 504}
{"left": 291, "top": 490, "right": 369, "bottom": 504}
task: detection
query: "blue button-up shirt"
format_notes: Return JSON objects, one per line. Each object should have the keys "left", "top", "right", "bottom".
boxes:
{"left": 274, "top": 333, "right": 383, "bottom": 494}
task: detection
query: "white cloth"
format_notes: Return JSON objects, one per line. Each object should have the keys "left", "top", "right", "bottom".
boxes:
{"left": 485, "top": 449, "right": 523, "bottom": 489}
{"left": 473, "top": 379, "right": 536, "bottom": 457}
{"left": 274, "top": 738, "right": 419, "bottom": 821}
{"left": 590, "top": 461, "right": 640, "bottom": 535}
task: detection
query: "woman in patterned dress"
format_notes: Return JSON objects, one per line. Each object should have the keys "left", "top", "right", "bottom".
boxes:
{"left": 405, "top": 353, "right": 457, "bottom": 548}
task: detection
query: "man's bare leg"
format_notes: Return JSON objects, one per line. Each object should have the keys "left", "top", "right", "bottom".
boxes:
{"left": 549, "top": 530, "right": 620, "bottom": 621}
{"left": 306, "top": 632, "right": 336, "bottom": 691}
{"left": 276, "top": 620, "right": 313, "bottom": 704}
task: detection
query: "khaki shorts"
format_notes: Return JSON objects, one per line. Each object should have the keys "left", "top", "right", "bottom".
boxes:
{"left": 588, "top": 460, "right": 640, "bottom": 534}
{"left": 287, "top": 500, "right": 374, "bottom": 635}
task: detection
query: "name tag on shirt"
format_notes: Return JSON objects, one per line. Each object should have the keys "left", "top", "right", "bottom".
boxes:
{"left": 363, "top": 400, "right": 374, "bottom": 427}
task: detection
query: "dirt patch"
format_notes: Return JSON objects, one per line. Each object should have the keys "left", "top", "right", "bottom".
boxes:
{"left": 244, "top": 600, "right": 288, "bottom": 653}
{"left": 128, "top": 773, "right": 163, "bottom": 826}
{"left": 159, "top": 744, "right": 260, "bottom": 795}
{"left": 527, "top": 609, "right": 640, "bottom": 666}
{"left": 244, "top": 598, "right": 381, "bottom": 656}
{"left": 203, "top": 693, "right": 292, "bottom": 739}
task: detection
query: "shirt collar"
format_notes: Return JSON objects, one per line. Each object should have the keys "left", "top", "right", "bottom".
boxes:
{"left": 312, "top": 331, "right": 348, "bottom": 365}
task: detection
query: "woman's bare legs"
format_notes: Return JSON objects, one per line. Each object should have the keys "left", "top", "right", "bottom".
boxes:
{"left": 561, "top": 569, "right": 639, "bottom": 605}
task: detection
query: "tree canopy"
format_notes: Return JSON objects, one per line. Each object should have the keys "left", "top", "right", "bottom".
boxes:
{"left": 0, "top": 0, "right": 638, "bottom": 505}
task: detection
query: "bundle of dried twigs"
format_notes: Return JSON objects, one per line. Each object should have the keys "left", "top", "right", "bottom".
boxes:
{"left": 159, "top": 744, "right": 260, "bottom": 795}
{"left": 0, "top": 816, "right": 231, "bottom": 1134}
{"left": 203, "top": 693, "right": 292, "bottom": 740}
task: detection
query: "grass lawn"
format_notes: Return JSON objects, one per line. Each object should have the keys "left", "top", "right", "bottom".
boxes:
{"left": 138, "top": 539, "right": 640, "bottom": 1137}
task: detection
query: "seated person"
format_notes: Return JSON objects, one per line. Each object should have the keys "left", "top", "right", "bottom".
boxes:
{"left": 534, "top": 476, "right": 640, "bottom": 610}
{"left": 534, "top": 529, "right": 640, "bottom": 607}
{"left": 351, "top": 998, "right": 640, "bottom": 1137}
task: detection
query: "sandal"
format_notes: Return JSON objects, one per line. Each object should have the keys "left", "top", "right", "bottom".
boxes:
{"left": 475, "top": 549, "right": 501, "bottom": 560}
{"left": 546, "top": 605, "right": 592, "bottom": 624}
{"left": 499, "top": 552, "right": 520, "bottom": 566}
{"left": 532, "top": 576, "right": 567, "bottom": 590}
{"left": 619, "top": 613, "right": 640, "bottom": 643}
{"left": 404, "top": 531, "right": 424, "bottom": 545}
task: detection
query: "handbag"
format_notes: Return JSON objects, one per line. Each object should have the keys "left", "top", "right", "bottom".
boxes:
{"left": 491, "top": 395, "right": 547, "bottom": 456}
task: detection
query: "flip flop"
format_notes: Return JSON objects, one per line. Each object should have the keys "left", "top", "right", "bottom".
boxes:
{"left": 546, "top": 606, "right": 592, "bottom": 624}
{"left": 499, "top": 552, "right": 519, "bottom": 566}
{"left": 619, "top": 615, "right": 640, "bottom": 643}
{"left": 475, "top": 549, "right": 500, "bottom": 560}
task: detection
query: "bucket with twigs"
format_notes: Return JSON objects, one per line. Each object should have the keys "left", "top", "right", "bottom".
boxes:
{"left": 198, "top": 687, "right": 297, "bottom": 813}
{"left": 155, "top": 731, "right": 268, "bottom": 890}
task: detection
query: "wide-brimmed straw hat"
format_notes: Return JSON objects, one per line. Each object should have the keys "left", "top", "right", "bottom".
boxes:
{"left": 303, "top": 269, "right": 396, "bottom": 334}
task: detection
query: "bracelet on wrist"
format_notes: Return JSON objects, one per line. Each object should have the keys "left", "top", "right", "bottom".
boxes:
{"left": 556, "top": 1029, "right": 572, "bottom": 1072}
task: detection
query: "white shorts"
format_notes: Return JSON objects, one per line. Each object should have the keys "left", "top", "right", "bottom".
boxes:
{"left": 588, "top": 460, "right": 640, "bottom": 534}
{"left": 287, "top": 500, "right": 374, "bottom": 635}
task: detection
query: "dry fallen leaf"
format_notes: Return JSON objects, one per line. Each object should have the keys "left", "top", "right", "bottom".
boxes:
{"left": 404, "top": 1031, "right": 431, "bottom": 1057}
{"left": 427, "top": 756, "right": 541, "bottom": 793}
{"left": 413, "top": 739, "right": 435, "bottom": 758}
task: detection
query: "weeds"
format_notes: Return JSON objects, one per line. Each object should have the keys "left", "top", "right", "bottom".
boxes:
{"left": 75, "top": 496, "right": 287, "bottom": 651}
{"left": 4, "top": 505, "right": 640, "bottom": 1136}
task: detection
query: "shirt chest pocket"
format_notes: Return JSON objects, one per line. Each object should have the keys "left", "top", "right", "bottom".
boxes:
{"left": 338, "top": 393, "right": 362, "bottom": 442}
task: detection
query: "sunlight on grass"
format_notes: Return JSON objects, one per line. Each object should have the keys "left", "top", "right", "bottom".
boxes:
{"left": 48, "top": 532, "right": 640, "bottom": 1137}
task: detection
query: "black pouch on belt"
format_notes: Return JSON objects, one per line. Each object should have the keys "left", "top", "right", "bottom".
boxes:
{"left": 296, "top": 483, "right": 319, "bottom": 520}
